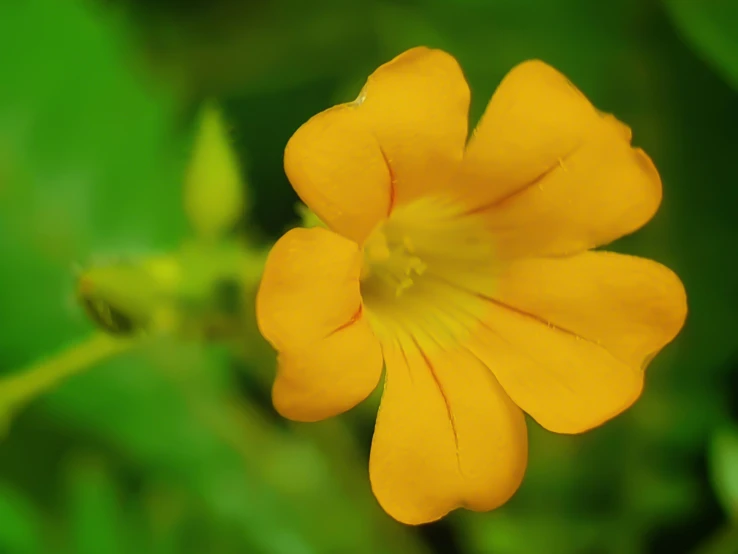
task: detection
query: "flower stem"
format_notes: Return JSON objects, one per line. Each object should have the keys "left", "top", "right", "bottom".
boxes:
{"left": 0, "top": 333, "right": 135, "bottom": 433}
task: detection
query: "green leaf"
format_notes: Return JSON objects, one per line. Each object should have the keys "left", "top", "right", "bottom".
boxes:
{"left": 664, "top": 0, "right": 738, "bottom": 91}
{"left": 0, "top": 483, "right": 42, "bottom": 554}
{"left": 41, "top": 341, "right": 427, "bottom": 554}
{"left": 462, "top": 511, "right": 607, "bottom": 554}
{"left": 44, "top": 344, "right": 313, "bottom": 554}
{"left": 0, "top": 0, "right": 188, "bottom": 368}
{"left": 64, "top": 456, "right": 126, "bottom": 554}
{"left": 373, "top": 0, "right": 627, "bottom": 122}
{"left": 709, "top": 427, "right": 738, "bottom": 519}
{"left": 127, "top": 0, "right": 379, "bottom": 96}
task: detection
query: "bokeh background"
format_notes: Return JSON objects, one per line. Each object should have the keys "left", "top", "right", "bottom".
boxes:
{"left": 2, "top": 0, "right": 738, "bottom": 553}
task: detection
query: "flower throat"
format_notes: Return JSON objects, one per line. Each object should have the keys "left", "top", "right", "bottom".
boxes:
{"left": 358, "top": 197, "right": 499, "bottom": 350}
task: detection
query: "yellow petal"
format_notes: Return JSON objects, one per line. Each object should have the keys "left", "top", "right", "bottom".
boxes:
{"left": 256, "top": 227, "right": 383, "bottom": 421}
{"left": 284, "top": 106, "right": 391, "bottom": 244}
{"left": 357, "top": 47, "right": 471, "bottom": 204}
{"left": 284, "top": 48, "right": 471, "bottom": 242}
{"left": 370, "top": 341, "right": 527, "bottom": 525}
{"left": 257, "top": 227, "right": 363, "bottom": 351}
{"left": 463, "top": 60, "right": 661, "bottom": 259}
{"left": 463, "top": 251, "right": 687, "bottom": 435}
{"left": 494, "top": 251, "right": 687, "bottom": 369}
{"left": 273, "top": 315, "right": 383, "bottom": 422}
{"left": 467, "top": 310, "right": 641, "bottom": 435}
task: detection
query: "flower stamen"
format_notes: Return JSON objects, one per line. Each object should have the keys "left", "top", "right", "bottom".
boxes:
{"left": 362, "top": 226, "right": 427, "bottom": 298}
{"left": 360, "top": 197, "right": 499, "bottom": 352}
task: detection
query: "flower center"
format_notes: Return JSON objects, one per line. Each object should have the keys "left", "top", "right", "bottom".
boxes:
{"left": 362, "top": 224, "right": 427, "bottom": 298}
{"left": 360, "top": 197, "right": 498, "bottom": 350}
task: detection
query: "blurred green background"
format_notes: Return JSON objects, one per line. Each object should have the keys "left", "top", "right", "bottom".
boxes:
{"left": 2, "top": 0, "right": 738, "bottom": 553}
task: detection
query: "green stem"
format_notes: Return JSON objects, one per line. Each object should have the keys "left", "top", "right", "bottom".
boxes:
{"left": 0, "top": 334, "right": 135, "bottom": 432}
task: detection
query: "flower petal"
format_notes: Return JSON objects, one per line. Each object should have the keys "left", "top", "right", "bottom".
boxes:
{"left": 257, "top": 227, "right": 362, "bottom": 350}
{"left": 464, "top": 251, "right": 686, "bottom": 435}
{"left": 284, "top": 47, "right": 470, "bottom": 241}
{"left": 256, "top": 227, "right": 383, "bottom": 421}
{"left": 494, "top": 251, "right": 687, "bottom": 369}
{"left": 273, "top": 317, "right": 383, "bottom": 422}
{"left": 463, "top": 60, "right": 661, "bottom": 259}
{"left": 369, "top": 341, "right": 527, "bottom": 525}
{"left": 467, "top": 306, "right": 642, "bottom": 435}
{"left": 357, "top": 47, "right": 471, "bottom": 204}
{"left": 284, "top": 107, "right": 391, "bottom": 244}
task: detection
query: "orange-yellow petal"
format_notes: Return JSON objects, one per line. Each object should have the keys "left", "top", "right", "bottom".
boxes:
{"left": 257, "top": 227, "right": 362, "bottom": 350}
{"left": 256, "top": 227, "right": 383, "bottom": 421}
{"left": 467, "top": 303, "right": 642, "bottom": 435}
{"left": 494, "top": 251, "right": 687, "bottom": 369}
{"left": 369, "top": 341, "right": 527, "bottom": 525}
{"left": 356, "top": 47, "right": 471, "bottom": 204}
{"left": 284, "top": 47, "right": 471, "bottom": 242}
{"left": 284, "top": 107, "right": 391, "bottom": 244}
{"left": 464, "top": 252, "right": 685, "bottom": 435}
{"left": 272, "top": 316, "right": 383, "bottom": 422}
{"left": 463, "top": 60, "right": 661, "bottom": 259}
{"left": 284, "top": 47, "right": 469, "bottom": 238}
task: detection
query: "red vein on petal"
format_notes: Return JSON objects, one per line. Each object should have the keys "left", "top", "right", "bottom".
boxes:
{"left": 425, "top": 271, "right": 586, "bottom": 343}
{"left": 379, "top": 145, "right": 396, "bottom": 216}
{"left": 462, "top": 142, "right": 582, "bottom": 216}
{"left": 326, "top": 304, "right": 363, "bottom": 337}
{"left": 393, "top": 337, "right": 415, "bottom": 385}
{"left": 410, "top": 335, "right": 461, "bottom": 472}
{"left": 477, "top": 293, "right": 582, "bottom": 341}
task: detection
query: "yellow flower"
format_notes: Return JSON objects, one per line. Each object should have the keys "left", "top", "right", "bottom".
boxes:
{"left": 256, "top": 47, "right": 687, "bottom": 525}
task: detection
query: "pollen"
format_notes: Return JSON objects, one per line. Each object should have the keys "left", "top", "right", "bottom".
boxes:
{"left": 360, "top": 196, "right": 498, "bottom": 350}
{"left": 362, "top": 226, "right": 428, "bottom": 298}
